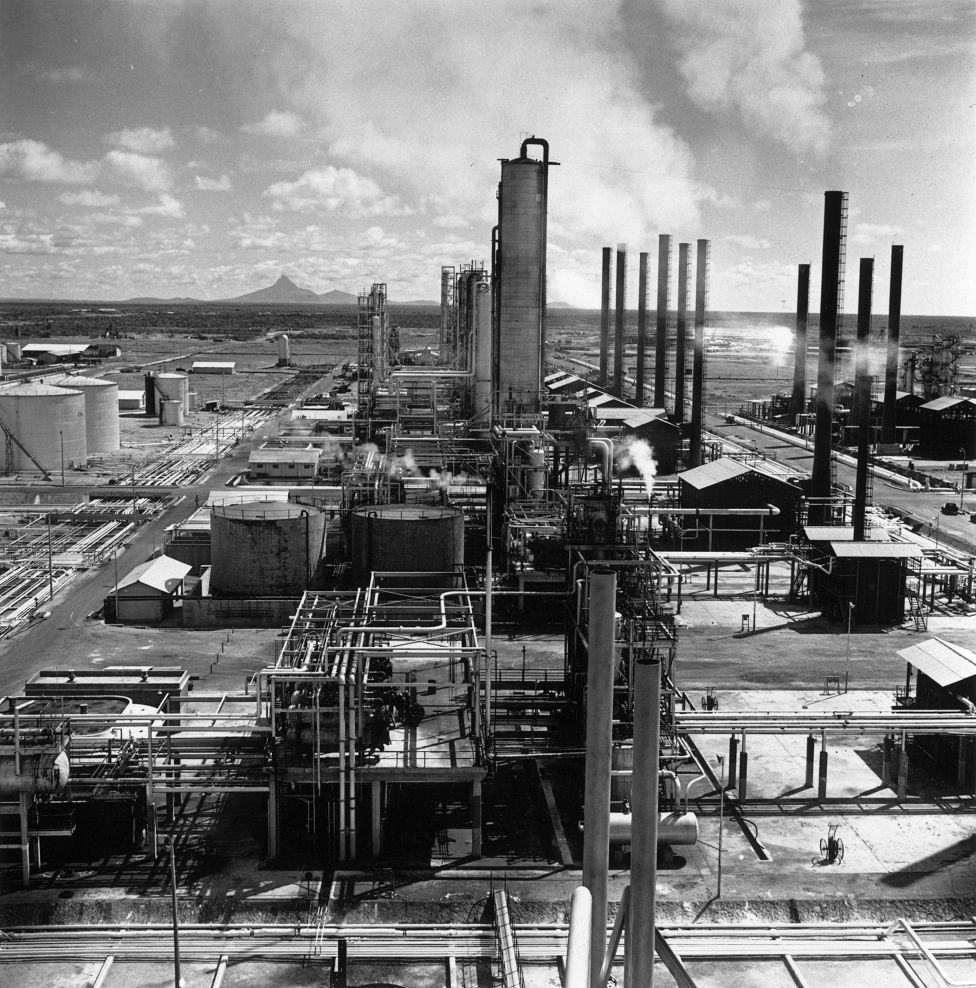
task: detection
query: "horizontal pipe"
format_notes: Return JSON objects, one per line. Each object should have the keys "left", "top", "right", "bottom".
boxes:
{"left": 581, "top": 811, "right": 698, "bottom": 846}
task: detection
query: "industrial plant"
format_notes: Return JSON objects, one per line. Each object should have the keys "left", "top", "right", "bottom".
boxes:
{"left": 1, "top": 136, "right": 975, "bottom": 987}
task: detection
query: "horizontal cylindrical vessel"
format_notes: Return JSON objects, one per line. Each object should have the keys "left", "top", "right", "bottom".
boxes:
{"left": 0, "top": 383, "right": 87, "bottom": 470}
{"left": 45, "top": 373, "right": 120, "bottom": 453}
{"left": 606, "top": 811, "right": 699, "bottom": 846}
{"left": 210, "top": 499, "right": 328, "bottom": 596}
{"left": 0, "top": 749, "right": 69, "bottom": 794}
{"left": 350, "top": 504, "right": 464, "bottom": 586}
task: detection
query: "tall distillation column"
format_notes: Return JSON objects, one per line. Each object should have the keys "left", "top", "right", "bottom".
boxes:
{"left": 881, "top": 245, "right": 904, "bottom": 444}
{"left": 790, "top": 264, "right": 811, "bottom": 420}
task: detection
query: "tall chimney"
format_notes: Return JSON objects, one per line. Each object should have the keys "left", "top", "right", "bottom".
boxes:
{"left": 613, "top": 244, "right": 626, "bottom": 397}
{"left": 853, "top": 257, "right": 874, "bottom": 540}
{"left": 440, "top": 265, "right": 454, "bottom": 359}
{"left": 599, "top": 247, "right": 612, "bottom": 390}
{"left": 689, "top": 239, "right": 709, "bottom": 467}
{"left": 635, "top": 251, "right": 649, "bottom": 405}
{"left": 811, "top": 191, "right": 848, "bottom": 520}
{"left": 881, "top": 245, "right": 904, "bottom": 444}
{"left": 654, "top": 234, "right": 672, "bottom": 409}
{"left": 674, "top": 243, "right": 690, "bottom": 423}
{"left": 790, "top": 264, "right": 811, "bottom": 421}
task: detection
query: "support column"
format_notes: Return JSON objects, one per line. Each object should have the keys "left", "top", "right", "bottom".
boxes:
{"left": 897, "top": 734, "right": 909, "bottom": 801}
{"left": 882, "top": 735, "right": 893, "bottom": 786}
{"left": 738, "top": 742, "right": 748, "bottom": 802}
{"left": 267, "top": 778, "right": 278, "bottom": 860}
{"left": 371, "top": 782, "right": 382, "bottom": 857}
{"left": 471, "top": 780, "right": 482, "bottom": 858}
{"left": 727, "top": 736, "right": 739, "bottom": 789}
{"left": 583, "top": 568, "right": 616, "bottom": 988}
{"left": 818, "top": 749, "right": 829, "bottom": 803}
{"left": 805, "top": 736, "right": 816, "bottom": 789}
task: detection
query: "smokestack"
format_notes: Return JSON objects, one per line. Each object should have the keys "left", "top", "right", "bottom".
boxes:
{"left": 853, "top": 258, "right": 874, "bottom": 540}
{"left": 790, "top": 264, "right": 811, "bottom": 421}
{"left": 440, "top": 265, "right": 454, "bottom": 359}
{"left": 881, "top": 245, "right": 904, "bottom": 444}
{"left": 599, "top": 247, "right": 612, "bottom": 390}
{"left": 811, "top": 191, "right": 849, "bottom": 520}
{"left": 635, "top": 251, "right": 649, "bottom": 405}
{"left": 654, "top": 234, "right": 672, "bottom": 409}
{"left": 689, "top": 239, "right": 709, "bottom": 467}
{"left": 583, "top": 568, "right": 616, "bottom": 988}
{"left": 674, "top": 243, "right": 690, "bottom": 423}
{"left": 613, "top": 244, "right": 626, "bottom": 397}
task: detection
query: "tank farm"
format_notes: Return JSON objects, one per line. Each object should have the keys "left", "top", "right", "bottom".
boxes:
{"left": 1, "top": 136, "right": 976, "bottom": 987}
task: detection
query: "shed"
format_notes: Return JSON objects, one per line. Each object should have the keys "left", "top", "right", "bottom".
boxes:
{"left": 918, "top": 396, "right": 976, "bottom": 457}
{"left": 106, "top": 555, "right": 190, "bottom": 623}
{"left": 820, "top": 540, "right": 921, "bottom": 624}
{"left": 248, "top": 445, "right": 322, "bottom": 480}
{"left": 191, "top": 361, "right": 236, "bottom": 374}
{"left": 595, "top": 408, "right": 680, "bottom": 474}
{"left": 20, "top": 342, "right": 90, "bottom": 364}
{"left": 118, "top": 389, "right": 146, "bottom": 411}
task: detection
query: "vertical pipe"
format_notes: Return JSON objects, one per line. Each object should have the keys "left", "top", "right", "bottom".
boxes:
{"left": 881, "top": 245, "right": 904, "bottom": 444}
{"left": 689, "top": 239, "right": 709, "bottom": 467}
{"left": 811, "top": 191, "right": 848, "bottom": 517}
{"left": 583, "top": 567, "right": 616, "bottom": 988}
{"left": 674, "top": 244, "right": 690, "bottom": 423}
{"left": 628, "top": 654, "right": 661, "bottom": 988}
{"left": 790, "top": 264, "right": 811, "bottom": 420}
{"left": 635, "top": 251, "right": 649, "bottom": 405}
{"left": 565, "top": 886, "right": 593, "bottom": 988}
{"left": 613, "top": 245, "right": 626, "bottom": 397}
{"left": 654, "top": 234, "right": 671, "bottom": 409}
{"left": 169, "top": 838, "right": 181, "bottom": 988}
{"left": 853, "top": 257, "right": 874, "bottom": 540}
{"left": 600, "top": 248, "right": 612, "bottom": 391}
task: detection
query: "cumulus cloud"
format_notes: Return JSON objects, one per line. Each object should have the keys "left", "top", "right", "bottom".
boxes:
{"left": 724, "top": 234, "right": 771, "bottom": 250}
{"left": 242, "top": 110, "right": 305, "bottom": 137}
{"left": 138, "top": 194, "right": 185, "bottom": 218}
{"left": 104, "top": 150, "right": 173, "bottom": 192}
{"left": 194, "top": 173, "right": 232, "bottom": 191}
{"left": 265, "top": 165, "right": 412, "bottom": 216}
{"left": 657, "top": 0, "right": 829, "bottom": 153}
{"left": 104, "top": 126, "right": 175, "bottom": 153}
{"left": 58, "top": 190, "right": 120, "bottom": 207}
{"left": 0, "top": 139, "right": 99, "bottom": 184}
{"left": 433, "top": 215, "right": 471, "bottom": 230}
{"left": 850, "top": 221, "right": 903, "bottom": 245}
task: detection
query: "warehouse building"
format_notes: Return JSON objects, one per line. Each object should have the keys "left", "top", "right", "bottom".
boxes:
{"left": 248, "top": 445, "right": 322, "bottom": 481}
{"left": 191, "top": 361, "right": 236, "bottom": 374}
{"left": 917, "top": 396, "right": 976, "bottom": 457}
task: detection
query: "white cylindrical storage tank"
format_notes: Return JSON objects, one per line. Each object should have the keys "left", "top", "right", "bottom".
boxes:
{"left": 44, "top": 374, "right": 120, "bottom": 453}
{"left": 210, "top": 500, "right": 328, "bottom": 596}
{"left": 350, "top": 504, "right": 464, "bottom": 587}
{"left": 0, "top": 383, "right": 87, "bottom": 471}
{"left": 155, "top": 372, "right": 189, "bottom": 414}
{"left": 160, "top": 399, "right": 184, "bottom": 427}
{"left": 277, "top": 334, "right": 291, "bottom": 366}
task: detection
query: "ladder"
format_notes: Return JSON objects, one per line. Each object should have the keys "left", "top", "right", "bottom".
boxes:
{"left": 491, "top": 888, "right": 524, "bottom": 988}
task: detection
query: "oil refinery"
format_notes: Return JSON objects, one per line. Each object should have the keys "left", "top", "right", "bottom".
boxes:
{"left": 0, "top": 136, "right": 975, "bottom": 988}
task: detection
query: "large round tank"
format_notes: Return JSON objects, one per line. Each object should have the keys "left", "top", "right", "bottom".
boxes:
{"left": 159, "top": 399, "right": 184, "bottom": 427}
{"left": 0, "top": 383, "right": 87, "bottom": 471}
{"left": 350, "top": 504, "right": 464, "bottom": 586}
{"left": 44, "top": 374, "right": 120, "bottom": 453}
{"left": 277, "top": 334, "right": 291, "bottom": 366}
{"left": 154, "top": 372, "right": 189, "bottom": 413}
{"left": 210, "top": 499, "right": 327, "bottom": 596}
{"left": 0, "top": 749, "right": 69, "bottom": 795}
{"left": 6, "top": 342, "right": 22, "bottom": 360}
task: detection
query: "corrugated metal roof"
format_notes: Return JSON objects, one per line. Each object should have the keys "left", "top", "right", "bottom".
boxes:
{"left": 920, "top": 396, "right": 972, "bottom": 412}
{"left": 828, "top": 541, "right": 922, "bottom": 558}
{"left": 803, "top": 526, "right": 888, "bottom": 542}
{"left": 897, "top": 638, "right": 976, "bottom": 687}
{"left": 191, "top": 361, "right": 236, "bottom": 370}
{"left": 249, "top": 448, "right": 321, "bottom": 463}
{"left": 115, "top": 555, "right": 190, "bottom": 594}
{"left": 21, "top": 343, "right": 89, "bottom": 355}
{"left": 679, "top": 458, "right": 754, "bottom": 490}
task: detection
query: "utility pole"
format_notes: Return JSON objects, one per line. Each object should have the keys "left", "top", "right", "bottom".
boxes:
{"left": 47, "top": 512, "right": 53, "bottom": 601}
{"left": 960, "top": 449, "right": 968, "bottom": 511}
{"left": 844, "top": 602, "right": 855, "bottom": 693}
{"left": 168, "top": 836, "right": 182, "bottom": 988}
{"left": 59, "top": 429, "right": 65, "bottom": 487}
{"left": 716, "top": 754, "right": 726, "bottom": 898}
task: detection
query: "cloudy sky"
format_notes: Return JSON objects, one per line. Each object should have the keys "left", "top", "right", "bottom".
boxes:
{"left": 0, "top": 0, "right": 972, "bottom": 313}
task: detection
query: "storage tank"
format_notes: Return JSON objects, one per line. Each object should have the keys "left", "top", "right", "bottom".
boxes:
{"left": 0, "top": 383, "right": 87, "bottom": 471}
{"left": 154, "top": 372, "right": 190, "bottom": 413}
{"left": 44, "top": 374, "right": 120, "bottom": 453}
{"left": 277, "top": 334, "right": 291, "bottom": 366}
{"left": 210, "top": 499, "right": 327, "bottom": 596}
{"left": 6, "top": 342, "right": 22, "bottom": 361}
{"left": 159, "top": 399, "right": 184, "bottom": 427}
{"left": 144, "top": 373, "right": 157, "bottom": 416}
{"left": 350, "top": 504, "right": 464, "bottom": 586}
{"left": 0, "top": 749, "right": 69, "bottom": 795}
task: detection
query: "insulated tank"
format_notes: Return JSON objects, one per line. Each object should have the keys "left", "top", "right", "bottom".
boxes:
{"left": 350, "top": 504, "right": 464, "bottom": 586}
{"left": 155, "top": 372, "right": 190, "bottom": 413}
{"left": 210, "top": 499, "right": 328, "bottom": 596}
{"left": 277, "top": 334, "right": 291, "bottom": 366}
{"left": 0, "top": 383, "right": 87, "bottom": 471}
{"left": 0, "top": 749, "right": 69, "bottom": 795}
{"left": 44, "top": 374, "right": 120, "bottom": 453}
{"left": 159, "top": 399, "right": 184, "bottom": 427}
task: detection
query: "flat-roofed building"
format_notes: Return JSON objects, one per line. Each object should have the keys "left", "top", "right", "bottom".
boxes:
{"left": 248, "top": 445, "right": 321, "bottom": 480}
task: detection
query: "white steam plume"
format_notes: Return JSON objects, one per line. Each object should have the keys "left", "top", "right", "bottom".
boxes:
{"left": 615, "top": 436, "right": 657, "bottom": 499}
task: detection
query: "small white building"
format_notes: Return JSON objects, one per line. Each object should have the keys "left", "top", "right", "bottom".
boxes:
{"left": 191, "top": 361, "right": 236, "bottom": 374}
{"left": 118, "top": 389, "right": 146, "bottom": 411}
{"left": 106, "top": 555, "right": 190, "bottom": 623}
{"left": 248, "top": 446, "right": 321, "bottom": 481}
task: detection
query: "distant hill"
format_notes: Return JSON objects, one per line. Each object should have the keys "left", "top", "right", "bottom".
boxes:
{"left": 124, "top": 296, "right": 204, "bottom": 305}
{"left": 398, "top": 299, "right": 439, "bottom": 307}
{"left": 317, "top": 288, "right": 359, "bottom": 305}
{"left": 549, "top": 299, "right": 577, "bottom": 309}
{"left": 219, "top": 274, "right": 322, "bottom": 304}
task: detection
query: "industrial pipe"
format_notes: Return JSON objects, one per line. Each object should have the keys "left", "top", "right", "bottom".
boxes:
{"left": 564, "top": 886, "right": 592, "bottom": 988}
{"left": 588, "top": 437, "right": 613, "bottom": 485}
{"left": 606, "top": 811, "right": 699, "bottom": 846}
